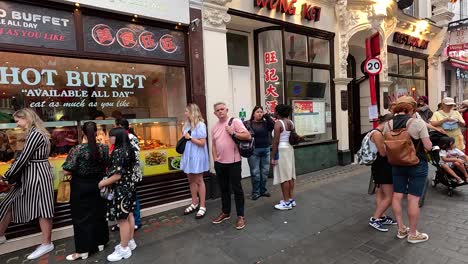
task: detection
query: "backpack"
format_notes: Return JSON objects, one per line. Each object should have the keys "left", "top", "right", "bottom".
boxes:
{"left": 384, "top": 118, "right": 420, "bottom": 166}
{"left": 357, "top": 129, "right": 379, "bottom": 165}
{"left": 228, "top": 118, "right": 255, "bottom": 158}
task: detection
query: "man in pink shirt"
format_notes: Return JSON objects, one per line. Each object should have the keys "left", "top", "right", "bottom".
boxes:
{"left": 211, "top": 102, "right": 251, "bottom": 230}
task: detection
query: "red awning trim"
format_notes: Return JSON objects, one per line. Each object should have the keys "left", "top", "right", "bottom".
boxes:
{"left": 449, "top": 58, "right": 468, "bottom": 70}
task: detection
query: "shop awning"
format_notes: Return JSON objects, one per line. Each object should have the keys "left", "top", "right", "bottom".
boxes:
{"left": 449, "top": 57, "right": 468, "bottom": 70}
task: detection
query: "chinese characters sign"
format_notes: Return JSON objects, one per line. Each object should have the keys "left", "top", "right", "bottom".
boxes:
{"left": 0, "top": 1, "right": 76, "bottom": 50}
{"left": 263, "top": 51, "right": 281, "bottom": 113}
{"left": 83, "top": 15, "right": 185, "bottom": 61}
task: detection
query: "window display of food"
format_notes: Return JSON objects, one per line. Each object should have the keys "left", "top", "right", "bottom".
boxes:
{"left": 0, "top": 118, "right": 183, "bottom": 190}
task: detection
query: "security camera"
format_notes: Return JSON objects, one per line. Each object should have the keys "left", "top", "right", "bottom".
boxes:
{"left": 190, "top": 18, "right": 200, "bottom": 31}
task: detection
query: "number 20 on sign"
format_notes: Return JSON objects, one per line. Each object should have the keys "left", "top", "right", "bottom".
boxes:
{"left": 364, "top": 58, "right": 382, "bottom": 75}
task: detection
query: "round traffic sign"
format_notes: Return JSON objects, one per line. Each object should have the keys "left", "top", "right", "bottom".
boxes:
{"left": 364, "top": 58, "right": 382, "bottom": 75}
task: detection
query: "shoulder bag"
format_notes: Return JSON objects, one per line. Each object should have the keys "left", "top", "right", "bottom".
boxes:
{"left": 288, "top": 120, "right": 302, "bottom": 145}
{"left": 176, "top": 130, "right": 191, "bottom": 154}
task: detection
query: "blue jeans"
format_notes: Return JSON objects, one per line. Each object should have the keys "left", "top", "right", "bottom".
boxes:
{"left": 247, "top": 147, "right": 270, "bottom": 196}
{"left": 393, "top": 161, "right": 428, "bottom": 197}
{"left": 134, "top": 194, "right": 141, "bottom": 226}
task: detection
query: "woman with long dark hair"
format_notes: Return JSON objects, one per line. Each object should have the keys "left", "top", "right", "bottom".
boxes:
{"left": 112, "top": 118, "right": 142, "bottom": 231}
{"left": 99, "top": 127, "right": 137, "bottom": 262}
{"left": 270, "top": 104, "right": 296, "bottom": 210}
{"left": 62, "top": 122, "right": 110, "bottom": 261}
{"left": 246, "top": 106, "right": 275, "bottom": 200}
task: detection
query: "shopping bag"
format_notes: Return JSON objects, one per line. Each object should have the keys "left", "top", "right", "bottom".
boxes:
{"left": 56, "top": 174, "right": 71, "bottom": 203}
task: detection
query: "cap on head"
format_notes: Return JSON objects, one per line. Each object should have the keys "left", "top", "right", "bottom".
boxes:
{"left": 442, "top": 97, "right": 456, "bottom": 106}
{"left": 396, "top": 96, "right": 417, "bottom": 106}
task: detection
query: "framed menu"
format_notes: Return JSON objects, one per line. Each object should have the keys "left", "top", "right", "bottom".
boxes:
{"left": 292, "top": 100, "right": 326, "bottom": 136}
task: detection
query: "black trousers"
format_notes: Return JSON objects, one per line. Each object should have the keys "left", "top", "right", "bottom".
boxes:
{"left": 214, "top": 161, "right": 244, "bottom": 217}
{"left": 70, "top": 178, "right": 109, "bottom": 253}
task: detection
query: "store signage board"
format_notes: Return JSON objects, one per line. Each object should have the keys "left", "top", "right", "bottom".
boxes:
{"left": 253, "top": 0, "right": 321, "bottom": 22}
{"left": 60, "top": 0, "right": 190, "bottom": 24}
{"left": 0, "top": 1, "right": 76, "bottom": 50}
{"left": 292, "top": 100, "right": 326, "bottom": 136}
{"left": 263, "top": 49, "right": 282, "bottom": 113}
{"left": 393, "top": 32, "right": 429, "bottom": 49}
{"left": 448, "top": 26, "right": 467, "bottom": 51}
{"left": 83, "top": 15, "right": 185, "bottom": 61}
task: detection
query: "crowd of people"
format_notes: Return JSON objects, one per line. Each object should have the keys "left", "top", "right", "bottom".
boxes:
{"left": 367, "top": 95, "right": 468, "bottom": 244}
{"left": 0, "top": 102, "right": 298, "bottom": 261}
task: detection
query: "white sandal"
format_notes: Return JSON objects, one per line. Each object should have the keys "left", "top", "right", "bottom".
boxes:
{"left": 66, "top": 253, "right": 89, "bottom": 261}
{"left": 184, "top": 204, "right": 198, "bottom": 215}
{"left": 195, "top": 207, "right": 206, "bottom": 219}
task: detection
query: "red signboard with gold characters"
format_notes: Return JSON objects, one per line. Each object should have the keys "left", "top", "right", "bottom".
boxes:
{"left": 83, "top": 15, "right": 185, "bottom": 62}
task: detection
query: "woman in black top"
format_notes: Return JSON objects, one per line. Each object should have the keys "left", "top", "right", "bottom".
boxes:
{"left": 63, "top": 122, "right": 110, "bottom": 260}
{"left": 246, "top": 106, "right": 275, "bottom": 200}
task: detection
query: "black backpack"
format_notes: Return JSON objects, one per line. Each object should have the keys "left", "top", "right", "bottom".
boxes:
{"left": 228, "top": 118, "right": 255, "bottom": 158}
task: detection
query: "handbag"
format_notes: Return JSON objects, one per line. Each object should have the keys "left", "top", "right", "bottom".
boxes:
{"left": 56, "top": 174, "right": 71, "bottom": 203}
{"left": 100, "top": 177, "right": 114, "bottom": 201}
{"left": 288, "top": 120, "right": 303, "bottom": 145}
{"left": 176, "top": 130, "right": 191, "bottom": 154}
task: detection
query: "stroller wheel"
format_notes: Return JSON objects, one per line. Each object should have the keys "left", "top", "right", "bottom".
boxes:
{"left": 431, "top": 180, "right": 437, "bottom": 188}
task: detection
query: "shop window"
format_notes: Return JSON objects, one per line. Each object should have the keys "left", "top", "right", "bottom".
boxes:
{"left": 227, "top": 33, "right": 250, "bottom": 67}
{"left": 445, "top": 70, "right": 452, "bottom": 97}
{"left": 413, "top": 58, "right": 425, "bottom": 77}
{"left": 308, "top": 37, "right": 329, "bottom": 64}
{"left": 284, "top": 32, "right": 308, "bottom": 62}
{"left": 388, "top": 53, "right": 398, "bottom": 74}
{"left": 399, "top": 55, "right": 413, "bottom": 76}
{"left": 286, "top": 66, "right": 332, "bottom": 141}
{"left": 388, "top": 76, "right": 425, "bottom": 98}
{"left": 0, "top": 51, "right": 187, "bottom": 180}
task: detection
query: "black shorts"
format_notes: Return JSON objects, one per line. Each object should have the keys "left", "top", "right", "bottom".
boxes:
{"left": 372, "top": 155, "right": 393, "bottom": 185}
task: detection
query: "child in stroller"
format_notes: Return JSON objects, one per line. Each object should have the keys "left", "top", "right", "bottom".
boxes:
{"left": 438, "top": 137, "right": 467, "bottom": 184}
{"left": 429, "top": 131, "right": 468, "bottom": 196}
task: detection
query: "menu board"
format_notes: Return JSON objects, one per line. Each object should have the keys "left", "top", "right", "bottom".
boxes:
{"left": 83, "top": 15, "right": 185, "bottom": 61}
{"left": 292, "top": 100, "right": 326, "bottom": 136}
{"left": 0, "top": 1, "right": 76, "bottom": 50}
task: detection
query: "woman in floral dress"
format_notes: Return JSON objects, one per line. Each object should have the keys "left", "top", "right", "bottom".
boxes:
{"left": 98, "top": 127, "right": 137, "bottom": 262}
{"left": 62, "top": 121, "right": 110, "bottom": 261}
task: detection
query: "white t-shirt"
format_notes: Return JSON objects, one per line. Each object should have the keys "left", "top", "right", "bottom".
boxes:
{"left": 439, "top": 148, "right": 465, "bottom": 164}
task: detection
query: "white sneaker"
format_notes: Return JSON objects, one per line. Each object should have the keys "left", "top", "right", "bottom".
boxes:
{"left": 107, "top": 245, "right": 132, "bottom": 262}
{"left": 288, "top": 199, "right": 296, "bottom": 207}
{"left": 27, "top": 243, "right": 54, "bottom": 260}
{"left": 128, "top": 239, "right": 137, "bottom": 251}
{"left": 274, "top": 201, "right": 292, "bottom": 210}
{"left": 0, "top": 235, "right": 6, "bottom": 244}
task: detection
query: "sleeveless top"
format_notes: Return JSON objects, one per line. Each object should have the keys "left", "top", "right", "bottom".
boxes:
{"left": 278, "top": 120, "right": 292, "bottom": 143}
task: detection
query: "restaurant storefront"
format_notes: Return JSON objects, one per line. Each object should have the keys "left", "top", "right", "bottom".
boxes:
{"left": 203, "top": 0, "right": 338, "bottom": 175}
{"left": 0, "top": 0, "right": 205, "bottom": 250}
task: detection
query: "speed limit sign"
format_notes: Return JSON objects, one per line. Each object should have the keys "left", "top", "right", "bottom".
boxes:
{"left": 364, "top": 58, "right": 382, "bottom": 75}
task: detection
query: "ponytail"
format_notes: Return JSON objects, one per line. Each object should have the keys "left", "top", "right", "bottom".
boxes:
{"left": 82, "top": 122, "right": 100, "bottom": 160}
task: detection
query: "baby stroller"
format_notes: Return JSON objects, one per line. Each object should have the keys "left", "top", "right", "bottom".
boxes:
{"left": 428, "top": 131, "right": 468, "bottom": 196}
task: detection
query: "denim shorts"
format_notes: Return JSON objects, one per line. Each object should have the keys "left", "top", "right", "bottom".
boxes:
{"left": 392, "top": 161, "right": 428, "bottom": 197}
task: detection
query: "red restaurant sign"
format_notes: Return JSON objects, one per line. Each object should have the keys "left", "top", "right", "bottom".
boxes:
{"left": 254, "top": 0, "right": 321, "bottom": 22}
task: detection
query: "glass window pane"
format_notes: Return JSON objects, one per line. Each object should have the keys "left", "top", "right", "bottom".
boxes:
{"left": 286, "top": 66, "right": 332, "bottom": 141}
{"left": 388, "top": 77, "right": 426, "bottom": 100}
{"left": 388, "top": 52, "right": 398, "bottom": 74}
{"left": 284, "top": 32, "right": 308, "bottom": 62}
{"left": 0, "top": 51, "right": 187, "bottom": 122}
{"left": 308, "top": 37, "right": 329, "bottom": 64}
{"left": 413, "top": 58, "right": 425, "bottom": 77}
{"left": 398, "top": 55, "right": 413, "bottom": 76}
{"left": 227, "top": 33, "right": 249, "bottom": 66}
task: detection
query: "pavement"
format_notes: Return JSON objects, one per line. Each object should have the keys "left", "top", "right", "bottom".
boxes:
{"left": 2, "top": 164, "right": 468, "bottom": 264}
